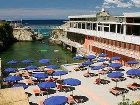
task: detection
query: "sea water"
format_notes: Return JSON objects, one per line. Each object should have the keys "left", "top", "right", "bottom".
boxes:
{"left": 0, "top": 20, "right": 77, "bottom": 68}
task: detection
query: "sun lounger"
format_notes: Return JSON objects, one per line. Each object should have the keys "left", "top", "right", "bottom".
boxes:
{"left": 110, "top": 87, "right": 129, "bottom": 96}
{"left": 74, "top": 67, "right": 80, "bottom": 71}
{"left": 127, "top": 83, "right": 140, "bottom": 91}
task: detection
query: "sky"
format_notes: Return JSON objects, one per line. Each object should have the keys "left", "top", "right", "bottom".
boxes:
{"left": 0, "top": 0, "right": 140, "bottom": 20}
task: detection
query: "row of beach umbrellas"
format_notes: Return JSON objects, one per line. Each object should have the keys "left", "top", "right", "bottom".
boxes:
{"left": 73, "top": 53, "right": 139, "bottom": 65}
{"left": 4, "top": 64, "right": 60, "bottom": 73}
{"left": 7, "top": 59, "right": 50, "bottom": 64}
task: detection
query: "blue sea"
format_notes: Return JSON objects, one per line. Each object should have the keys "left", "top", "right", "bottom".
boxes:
{"left": 22, "top": 20, "right": 65, "bottom": 36}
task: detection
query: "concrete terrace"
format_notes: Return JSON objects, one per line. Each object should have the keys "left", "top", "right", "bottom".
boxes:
{"left": 24, "top": 62, "right": 140, "bottom": 105}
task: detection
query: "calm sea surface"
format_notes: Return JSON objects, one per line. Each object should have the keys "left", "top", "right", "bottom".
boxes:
{"left": 0, "top": 20, "right": 76, "bottom": 68}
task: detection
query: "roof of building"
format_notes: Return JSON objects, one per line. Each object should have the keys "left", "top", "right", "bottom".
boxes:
{"left": 68, "top": 11, "right": 140, "bottom": 19}
{"left": 68, "top": 14, "right": 96, "bottom": 18}
{"left": 0, "top": 87, "right": 29, "bottom": 105}
{"left": 123, "top": 12, "right": 140, "bottom": 17}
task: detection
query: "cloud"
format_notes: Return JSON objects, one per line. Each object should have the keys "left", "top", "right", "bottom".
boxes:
{"left": 103, "top": 0, "right": 133, "bottom": 8}
{"left": 131, "top": 0, "right": 140, "bottom": 7}
{"left": 0, "top": 8, "right": 95, "bottom": 20}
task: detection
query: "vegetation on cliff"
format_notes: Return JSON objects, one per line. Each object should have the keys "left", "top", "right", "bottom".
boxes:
{"left": 0, "top": 21, "right": 15, "bottom": 51}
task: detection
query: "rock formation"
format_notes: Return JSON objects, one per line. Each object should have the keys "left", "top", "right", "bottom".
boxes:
{"left": 13, "top": 27, "right": 43, "bottom": 41}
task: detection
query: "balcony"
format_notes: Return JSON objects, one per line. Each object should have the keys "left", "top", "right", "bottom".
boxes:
{"left": 91, "top": 41, "right": 140, "bottom": 59}
{"left": 66, "top": 28, "right": 140, "bottom": 45}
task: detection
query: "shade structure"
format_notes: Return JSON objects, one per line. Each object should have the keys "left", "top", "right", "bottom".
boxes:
{"left": 39, "top": 59, "right": 50, "bottom": 64}
{"left": 53, "top": 70, "right": 68, "bottom": 79}
{"left": 109, "top": 63, "right": 122, "bottom": 68}
{"left": 53, "top": 70, "right": 68, "bottom": 76}
{"left": 127, "top": 61, "right": 139, "bottom": 65}
{"left": 82, "top": 61, "right": 92, "bottom": 66}
{"left": 12, "top": 83, "right": 28, "bottom": 89}
{"left": 25, "top": 65, "right": 38, "bottom": 70}
{"left": 5, "top": 76, "right": 23, "bottom": 82}
{"left": 7, "top": 60, "right": 18, "bottom": 64}
{"left": 47, "top": 65, "right": 59, "bottom": 69}
{"left": 107, "top": 72, "right": 124, "bottom": 78}
{"left": 5, "top": 68, "right": 16, "bottom": 73}
{"left": 98, "top": 58, "right": 108, "bottom": 62}
{"left": 99, "top": 53, "right": 108, "bottom": 57}
{"left": 107, "top": 72, "right": 124, "bottom": 87}
{"left": 111, "top": 56, "right": 121, "bottom": 61}
{"left": 38, "top": 82, "right": 56, "bottom": 89}
{"left": 73, "top": 55, "right": 83, "bottom": 60}
{"left": 44, "top": 96, "right": 67, "bottom": 105}
{"left": 33, "top": 73, "right": 48, "bottom": 79}
{"left": 21, "top": 59, "right": 32, "bottom": 64}
{"left": 86, "top": 54, "right": 96, "bottom": 59}
{"left": 126, "top": 69, "right": 140, "bottom": 76}
{"left": 63, "top": 78, "right": 81, "bottom": 86}
{"left": 92, "top": 66, "right": 104, "bottom": 70}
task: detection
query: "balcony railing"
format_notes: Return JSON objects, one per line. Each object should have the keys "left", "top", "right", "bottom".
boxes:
{"left": 90, "top": 41, "right": 140, "bottom": 59}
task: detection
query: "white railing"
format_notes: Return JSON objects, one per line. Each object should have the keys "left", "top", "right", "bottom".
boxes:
{"left": 66, "top": 28, "right": 140, "bottom": 45}
{"left": 60, "top": 38, "right": 83, "bottom": 48}
{"left": 90, "top": 41, "right": 140, "bottom": 59}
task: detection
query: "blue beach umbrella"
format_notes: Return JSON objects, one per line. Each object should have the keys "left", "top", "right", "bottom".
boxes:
{"left": 44, "top": 96, "right": 67, "bottom": 105}
{"left": 126, "top": 69, "right": 140, "bottom": 76}
{"left": 127, "top": 61, "right": 139, "bottom": 65}
{"left": 63, "top": 78, "right": 81, "bottom": 86}
{"left": 12, "top": 83, "right": 28, "bottom": 89}
{"left": 63, "top": 78, "right": 81, "bottom": 94}
{"left": 21, "top": 59, "right": 33, "bottom": 64}
{"left": 111, "top": 56, "right": 121, "bottom": 61}
{"left": 98, "top": 58, "right": 108, "bottom": 62}
{"left": 47, "top": 65, "right": 59, "bottom": 69}
{"left": 5, "top": 75, "right": 23, "bottom": 82}
{"left": 82, "top": 61, "right": 92, "bottom": 66}
{"left": 92, "top": 66, "right": 104, "bottom": 70}
{"left": 38, "top": 82, "right": 56, "bottom": 89}
{"left": 53, "top": 70, "right": 68, "bottom": 76}
{"left": 53, "top": 70, "right": 68, "bottom": 79}
{"left": 107, "top": 72, "right": 124, "bottom": 87}
{"left": 99, "top": 53, "right": 108, "bottom": 57}
{"left": 33, "top": 73, "right": 48, "bottom": 79}
{"left": 92, "top": 66, "right": 105, "bottom": 78}
{"left": 25, "top": 65, "right": 38, "bottom": 70}
{"left": 107, "top": 72, "right": 124, "bottom": 78}
{"left": 39, "top": 59, "right": 50, "bottom": 64}
{"left": 86, "top": 54, "right": 96, "bottom": 59}
{"left": 109, "top": 63, "right": 122, "bottom": 68}
{"left": 5, "top": 68, "right": 16, "bottom": 73}
{"left": 73, "top": 56, "right": 83, "bottom": 60}
{"left": 7, "top": 60, "right": 18, "bottom": 64}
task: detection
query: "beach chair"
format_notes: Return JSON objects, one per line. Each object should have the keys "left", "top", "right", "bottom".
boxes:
{"left": 127, "top": 83, "right": 140, "bottom": 91}
{"left": 74, "top": 67, "right": 80, "bottom": 71}
{"left": 109, "top": 88, "right": 120, "bottom": 96}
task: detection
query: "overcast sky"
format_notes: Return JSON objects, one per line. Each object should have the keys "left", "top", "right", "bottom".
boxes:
{"left": 0, "top": 0, "right": 140, "bottom": 20}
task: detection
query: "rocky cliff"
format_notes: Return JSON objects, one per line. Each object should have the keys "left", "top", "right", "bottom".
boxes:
{"left": 13, "top": 27, "right": 43, "bottom": 41}
{"left": 0, "top": 22, "right": 15, "bottom": 51}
